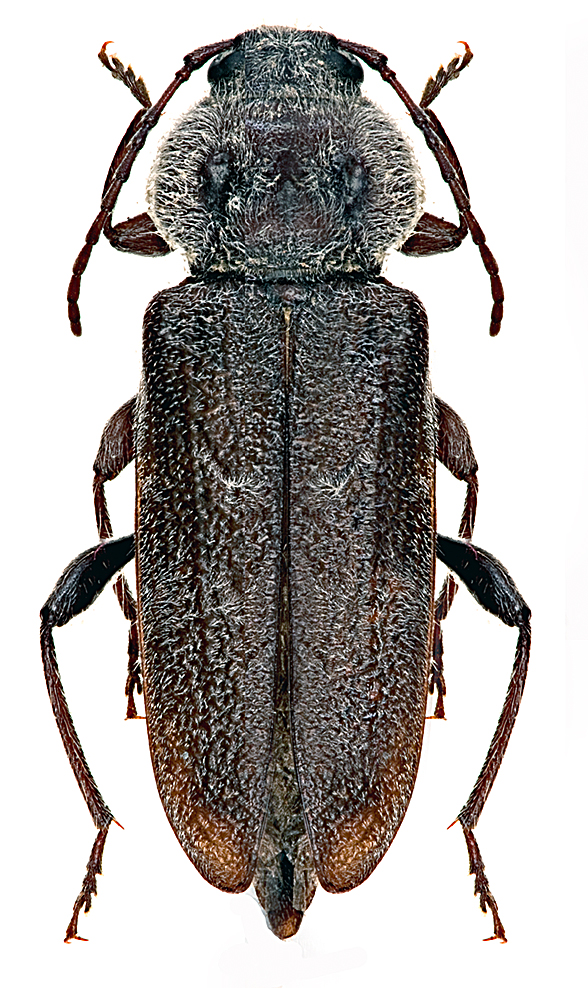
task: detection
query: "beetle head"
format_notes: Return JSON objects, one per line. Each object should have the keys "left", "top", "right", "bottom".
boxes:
{"left": 147, "top": 27, "right": 424, "bottom": 279}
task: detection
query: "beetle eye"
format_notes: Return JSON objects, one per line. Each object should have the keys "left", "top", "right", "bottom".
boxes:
{"left": 208, "top": 50, "right": 245, "bottom": 82}
{"left": 324, "top": 50, "right": 364, "bottom": 82}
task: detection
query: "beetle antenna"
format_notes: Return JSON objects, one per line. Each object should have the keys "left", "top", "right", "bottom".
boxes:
{"left": 335, "top": 37, "right": 503, "bottom": 336}
{"left": 67, "top": 36, "right": 235, "bottom": 336}
{"left": 98, "top": 42, "right": 152, "bottom": 108}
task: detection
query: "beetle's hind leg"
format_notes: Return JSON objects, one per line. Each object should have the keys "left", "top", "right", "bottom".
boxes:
{"left": 93, "top": 397, "right": 141, "bottom": 717}
{"left": 432, "top": 397, "right": 479, "bottom": 717}
{"left": 40, "top": 535, "right": 135, "bottom": 939}
{"left": 436, "top": 534, "right": 531, "bottom": 941}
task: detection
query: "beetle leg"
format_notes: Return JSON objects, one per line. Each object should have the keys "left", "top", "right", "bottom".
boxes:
{"left": 431, "top": 397, "right": 479, "bottom": 716}
{"left": 40, "top": 535, "right": 135, "bottom": 940}
{"left": 98, "top": 42, "right": 152, "bottom": 109}
{"left": 435, "top": 397, "right": 478, "bottom": 541}
{"left": 419, "top": 43, "right": 473, "bottom": 110}
{"left": 68, "top": 37, "right": 234, "bottom": 336}
{"left": 93, "top": 397, "right": 136, "bottom": 539}
{"left": 93, "top": 397, "right": 141, "bottom": 717}
{"left": 94, "top": 103, "right": 171, "bottom": 257}
{"left": 338, "top": 38, "right": 504, "bottom": 335}
{"left": 103, "top": 211, "right": 171, "bottom": 257}
{"left": 402, "top": 109, "right": 469, "bottom": 259}
{"left": 401, "top": 211, "right": 468, "bottom": 257}
{"left": 436, "top": 534, "right": 531, "bottom": 941}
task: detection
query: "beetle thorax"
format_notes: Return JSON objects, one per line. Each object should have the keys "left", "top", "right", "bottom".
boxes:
{"left": 147, "top": 27, "right": 424, "bottom": 279}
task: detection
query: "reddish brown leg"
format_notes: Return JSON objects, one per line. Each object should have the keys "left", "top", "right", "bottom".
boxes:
{"left": 94, "top": 104, "right": 171, "bottom": 257}
{"left": 430, "top": 396, "right": 479, "bottom": 717}
{"left": 65, "top": 827, "right": 110, "bottom": 942}
{"left": 419, "top": 43, "right": 474, "bottom": 110}
{"left": 98, "top": 42, "right": 152, "bottom": 108}
{"left": 67, "top": 37, "right": 234, "bottom": 336}
{"left": 401, "top": 211, "right": 467, "bottom": 257}
{"left": 437, "top": 534, "right": 531, "bottom": 941}
{"left": 41, "top": 535, "right": 134, "bottom": 939}
{"left": 457, "top": 622, "right": 530, "bottom": 940}
{"left": 103, "top": 211, "right": 170, "bottom": 256}
{"left": 336, "top": 37, "right": 504, "bottom": 335}
{"left": 401, "top": 110, "right": 470, "bottom": 257}
{"left": 93, "top": 397, "right": 141, "bottom": 717}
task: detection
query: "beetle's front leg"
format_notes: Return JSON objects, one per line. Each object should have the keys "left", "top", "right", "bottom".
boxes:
{"left": 93, "top": 397, "right": 141, "bottom": 717}
{"left": 401, "top": 106, "right": 470, "bottom": 257}
{"left": 432, "top": 396, "right": 479, "bottom": 717}
{"left": 40, "top": 535, "right": 135, "bottom": 940}
{"left": 94, "top": 59, "right": 171, "bottom": 260}
{"left": 436, "top": 534, "right": 531, "bottom": 941}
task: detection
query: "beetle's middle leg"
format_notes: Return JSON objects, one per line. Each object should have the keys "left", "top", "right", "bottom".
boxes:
{"left": 93, "top": 396, "right": 140, "bottom": 717}
{"left": 432, "top": 396, "right": 479, "bottom": 717}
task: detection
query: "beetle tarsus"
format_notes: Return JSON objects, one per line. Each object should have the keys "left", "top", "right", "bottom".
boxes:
{"left": 98, "top": 42, "right": 152, "bottom": 109}
{"left": 64, "top": 824, "right": 111, "bottom": 943}
{"left": 461, "top": 825, "right": 507, "bottom": 942}
{"left": 125, "top": 619, "right": 143, "bottom": 719}
{"left": 419, "top": 42, "right": 473, "bottom": 109}
{"left": 428, "top": 611, "right": 447, "bottom": 719}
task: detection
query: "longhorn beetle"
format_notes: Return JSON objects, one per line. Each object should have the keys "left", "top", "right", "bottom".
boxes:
{"left": 42, "top": 26, "right": 531, "bottom": 943}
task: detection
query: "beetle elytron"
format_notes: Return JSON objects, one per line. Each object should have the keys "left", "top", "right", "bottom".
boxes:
{"left": 42, "top": 26, "right": 531, "bottom": 942}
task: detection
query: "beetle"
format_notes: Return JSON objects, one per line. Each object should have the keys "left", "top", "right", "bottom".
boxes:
{"left": 41, "top": 25, "right": 531, "bottom": 943}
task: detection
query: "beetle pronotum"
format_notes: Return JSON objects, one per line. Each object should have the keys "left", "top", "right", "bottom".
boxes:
{"left": 42, "top": 26, "right": 530, "bottom": 943}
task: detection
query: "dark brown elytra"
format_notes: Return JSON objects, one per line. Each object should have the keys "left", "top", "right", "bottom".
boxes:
{"left": 43, "top": 26, "right": 529, "bottom": 945}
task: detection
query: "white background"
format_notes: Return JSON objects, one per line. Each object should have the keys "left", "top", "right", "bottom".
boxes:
{"left": 3, "top": 1, "right": 586, "bottom": 985}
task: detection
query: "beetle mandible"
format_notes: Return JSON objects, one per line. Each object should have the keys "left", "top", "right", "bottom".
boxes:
{"left": 41, "top": 25, "right": 531, "bottom": 943}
